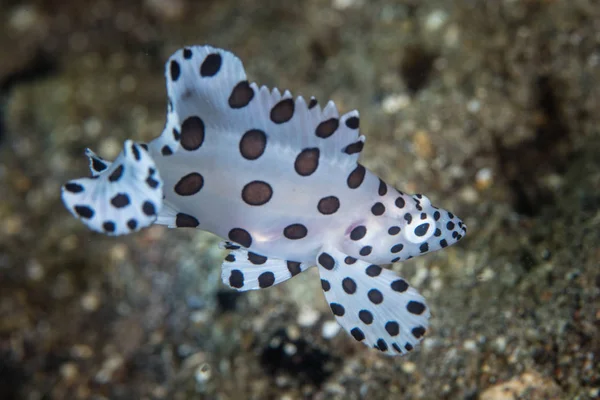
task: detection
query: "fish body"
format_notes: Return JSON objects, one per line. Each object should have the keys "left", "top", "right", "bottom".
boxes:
{"left": 61, "top": 46, "right": 466, "bottom": 355}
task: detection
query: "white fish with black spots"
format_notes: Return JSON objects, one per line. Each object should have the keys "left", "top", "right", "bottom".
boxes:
{"left": 61, "top": 45, "right": 467, "bottom": 356}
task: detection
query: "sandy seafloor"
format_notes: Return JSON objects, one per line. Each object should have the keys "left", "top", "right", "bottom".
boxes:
{"left": 0, "top": 1, "right": 599, "bottom": 399}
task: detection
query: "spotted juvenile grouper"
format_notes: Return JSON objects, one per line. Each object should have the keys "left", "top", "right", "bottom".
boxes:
{"left": 61, "top": 45, "right": 466, "bottom": 356}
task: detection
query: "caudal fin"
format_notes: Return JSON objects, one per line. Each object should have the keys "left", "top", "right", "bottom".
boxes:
{"left": 61, "top": 140, "right": 163, "bottom": 235}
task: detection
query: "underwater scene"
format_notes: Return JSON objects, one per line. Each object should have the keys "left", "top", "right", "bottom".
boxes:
{"left": 0, "top": 1, "right": 598, "bottom": 399}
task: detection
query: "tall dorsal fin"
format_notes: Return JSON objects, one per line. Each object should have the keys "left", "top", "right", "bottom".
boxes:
{"left": 155, "top": 45, "right": 365, "bottom": 170}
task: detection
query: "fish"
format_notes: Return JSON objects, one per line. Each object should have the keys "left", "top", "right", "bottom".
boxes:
{"left": 61, "top": 45, "right": 467, "bottom": 356}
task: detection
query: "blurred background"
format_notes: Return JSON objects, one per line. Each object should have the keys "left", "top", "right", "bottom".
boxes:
{"left": 0, "top": 0, "right": 598, "bottom": 399}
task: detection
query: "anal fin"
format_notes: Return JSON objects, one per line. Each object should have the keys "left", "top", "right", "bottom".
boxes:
{"left": 221, "top": 247, "right": 311, "bottom": 291}
{"left": 316, "top": 246, "right": 430, "bottom": 356}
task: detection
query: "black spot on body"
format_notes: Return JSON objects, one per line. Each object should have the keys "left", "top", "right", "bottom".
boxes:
{"left": 344, "top": 256, "right": 356, "bottom": 264}
{"left": 405, "top": 343, "right": 414, "bottom": 351}
{"left": 342, "top": 277, "right": 357, "bottom": 294}
{"left": 200, "top": 53, "right": 222, "bottom": 77}
{"left": 175, "top": 172, "right": 204, "bottom": 196}
{"left": 283, "top": 223, "right": 308, "bottom": 240}
{"left": 161, "top": 146, "right": 173, "bottom": 156}
{"left": 229, "top": 81, "right": 254, "bottom": 108}
{"left": 371, "top": 202, "right": 385, "bottom": 216}
{"left": 223, "top": 242, "right": 240, "bottom": 250}
{"left": 350, "top": 327, "right": 365, "bottom": 341}
{"left": 229, "top": 270, "right": 244, "bottom": 288}
{"left": 415, "top": 223, "right": 430, "bottom": 237}
{"left": 376, "top": 339, "right": 388, "bottom": 352}
{"left": 287, "top": 261, "right": 301, "bottom": 276}
{"left": 366, "top": 265, "right": 382, "bottom": 277}
{"left": 180, "top": 116, "right": 205, "bottom": 151}
{"left": 404, "top": 213, "right": 412, "bottom": 224}
{"left": 270, "top": 98, "right": 294, "bottom": 124}
{"left": 318, "top": 252, "right": 335, "bottom": 270}
{"left": 176, "top": 213, "right": 199, "bottom": 227}
{"left": 111, "top": 193, "right": 130, "bottom": 208}
{"left": 258, "top": 272, "right": 275, "bottom": 288}
{"left": 330, "top": 303, "right": 345, "bottom": 316}
{"left": 109, "top": 165, "right": 124, "bottom": 182}
{"left": 239, "top": 129, "right": 267, "bottom": 160}
{"left": 131, "top": 144, "right": 140, "bottom": 160}
{"left": 142, "top": 201, "right": 156, "bottom": 216}
{"left": 146, "top": 175, "right": 159, "bottom": 189}
{"left": 91, "top": 158, "right": 107, "bottom": 173}
{"left": 388, "top": 226, "right": 400, "bottom": 235}
{"left": 440, "top": 239, "right": 448, "bottom": 248}
{"left": 343, "top": 141, "right": 363, "bottom": 154}
{"left": 359, "top": 246, "right": 372, "bottom": 256}
{"left": 308, "top": 98, "right": 318, "bottom": 109}
{"left": 127, "top": 219, "right": 137, "bottom": 230}
{"left": 406, "top": 301, "right": 426, "bottom": 315}
{"left": 225, "top": 254, "right": 235, "bottom": 262}
{"left": 447, "top": 221, "right": 455, "bottom": 230}
{"left": 378, "top": 179, "right": 387, "bottom": 196}
{"left": 419, "top": 243, "right": 429, "bottom": 253}
{"left": 345, "top": 116, "right": 359, "bottom": 129}
{"left": 315, "top": 118, "right": 339, "bottom": 138}
{"left": 412, "top": 326, "right": 426, "bottom": 338}
{"left": 385, "top": 321, "right": 400, "bottom": 336}
{"left": 64, "top": 182, "right": 84, "bottom": 193}
{"left": 248, "top": 252, "right": 268, "bottom": 265}
{"left": 170, "top": 60, "right": 181, "bottom": 81}
{"left": 321, "top": 279, "right": 331, "bottom": 291}
{"left": 228, "top": 228, "right": 252, "bottom": 248}
{"left": 359, "top": 310, "right": 373, "bottom": 324}
{"left": 317, "top": 196, "right": 340, "bottom": 215}
{"left": 183, "top": 48, "right": 192, "bottom": 59}
{"left": 368, "top": 289, "right": 383, "bottom": 304}
{"left": 392, "top": 343, "right": 402, "bottom": 353}
{"left": 242, "top": 181, "right": 273, "bottom": 206}
{"left": 74, "top": 205, "right": 94, "bottom": 219}
{"left": 350, "top": 225, "right": 366, "bottom": 241}
{"left": 347, "top": 165, "right": 366, "bottom": 189}
{"left": 395, "top": 197, "right": 406, "bottom": 208}
{"left": 294, "top": 148, "right": 320, "bottom": 176}
{"left": 103, "top": 221, "right": 115, "bottom": 233}
{"left": 391, "top": 243, "right": 404, "bottom": 253}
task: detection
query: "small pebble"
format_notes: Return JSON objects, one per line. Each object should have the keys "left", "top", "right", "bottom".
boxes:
{"left": 463, "top": 339, "right": 478, "bottom": 351}
{"left": 297, "top": 306, "right": 320, "bottom": 327}
{"left": 322, "top": 320, "right": 341, "bottom": 339}
{"left": 382, "top": 94, "right": 411, "bottom": 114}
{"left": 413, "top": 130, "right": 434, "bottom": 159}
{"left": 60, "top": 362, "right": 79, "bottom": 383}
{"left": 283, "top": 343, "right": 297, "bottom": 356}
{"left": 194, "top": 363, "right": 211, "bottom": 384}
{"left": 70, "top": 344, "right": 94, "bottom": 359}
{"left": 81, "top": 292, "right": 101, "bottom": 312}
{"left": 475, "top": 167, "right": 494, "bottom": 191}
{"left": 424, "top": 10, "right": 448, "bottom": 32}
{"left": 401, "top": 361, "right": 416, "bottom": 374}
